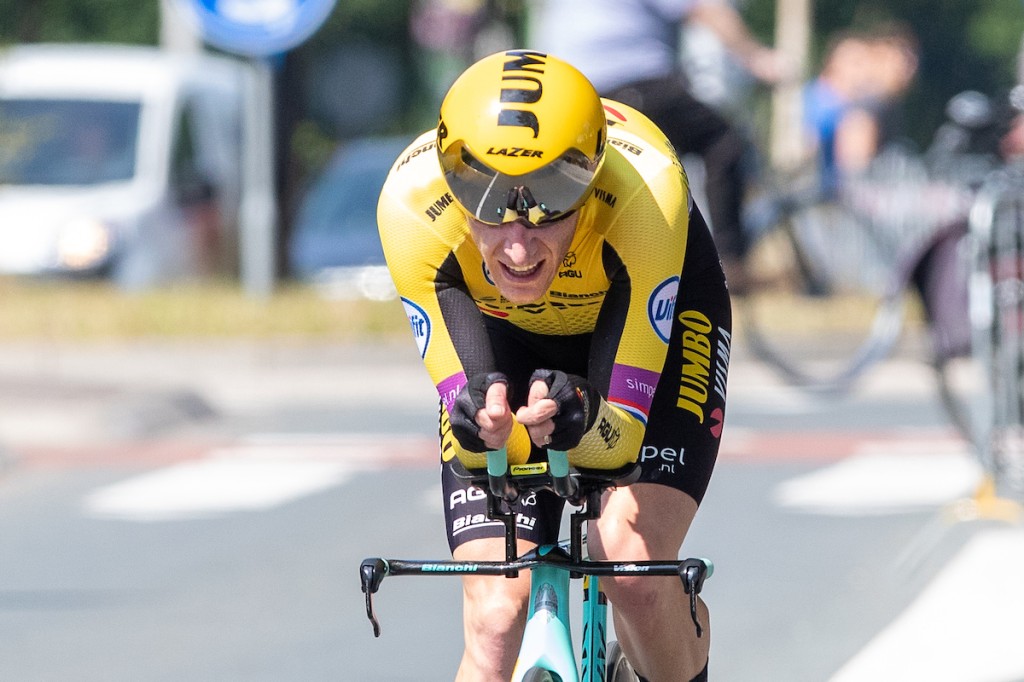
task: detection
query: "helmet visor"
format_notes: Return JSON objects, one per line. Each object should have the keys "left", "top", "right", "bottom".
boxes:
{"left": 440, "top": 143, "right": 600, "bottom": 225}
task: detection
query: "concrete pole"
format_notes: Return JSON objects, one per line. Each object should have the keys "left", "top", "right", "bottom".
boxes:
{"left": 239, "top": 59, "right": 278, "bottom": 299}
{"left": 770, "top": 0, "right": 811, "bottom": 171}
{"left": 158, "top": 0, "right": 202, "bottom": 53}
{"left": 159, "top": 0, "right": 277, "bottom": 298}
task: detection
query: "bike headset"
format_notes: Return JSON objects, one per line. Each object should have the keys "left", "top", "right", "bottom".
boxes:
{"left": 437, "top": 49, "right": 607, "bottom": 227}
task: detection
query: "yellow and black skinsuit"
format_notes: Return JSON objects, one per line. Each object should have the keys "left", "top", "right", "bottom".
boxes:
{"left": 377, "top": 101, "right": 731, "bottom": 550}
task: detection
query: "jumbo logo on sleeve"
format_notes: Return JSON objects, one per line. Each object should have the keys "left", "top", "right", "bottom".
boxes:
{"left": 401, "top": 298, "right": 431, "bottom": 358}
{"left": 647, "top": 276, "right": 679, "bottom": 343}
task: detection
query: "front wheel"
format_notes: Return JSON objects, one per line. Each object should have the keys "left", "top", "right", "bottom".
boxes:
{"left": 606, "top": 640, "right": 639, "bottom": 682}
{"left": 521, "top": 667, "right": 561, "bottom": 681}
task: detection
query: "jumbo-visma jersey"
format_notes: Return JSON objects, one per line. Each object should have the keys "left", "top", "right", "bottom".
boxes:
{"left": 377, "top": 101, "right": 692, "bottom": 469}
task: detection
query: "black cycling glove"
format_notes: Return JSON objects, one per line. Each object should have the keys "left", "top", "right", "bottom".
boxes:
{"left": 530, "top": 369, "right": 601, "bottom": 451}
{"left": 449, "top": 372, "right": 509, "bottom": 453}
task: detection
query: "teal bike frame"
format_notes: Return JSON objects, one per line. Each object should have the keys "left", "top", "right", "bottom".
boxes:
{"left": 510, "top": 547, "right": 603, "bottom": 681}
{"left": 359, "top": 448, "right": 713, "bottom": 681}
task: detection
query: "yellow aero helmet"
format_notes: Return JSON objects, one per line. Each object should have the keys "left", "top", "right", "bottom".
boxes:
{"left": 438, "top": 50, "right": 607, "bottom": 225}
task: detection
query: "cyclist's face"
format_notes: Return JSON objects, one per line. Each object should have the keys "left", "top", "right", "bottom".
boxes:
{"left": 468, "top": 212, "right": 579, "bottom": 304}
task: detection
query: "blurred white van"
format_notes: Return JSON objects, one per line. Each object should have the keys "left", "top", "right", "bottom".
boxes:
{"left": 0, "top": 43, "right": 250, "bottom": 288}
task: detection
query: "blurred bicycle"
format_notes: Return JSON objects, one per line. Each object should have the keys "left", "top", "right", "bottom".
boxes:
{"left": 737, "top": 145, "right": 972, "bottom": 392}
{"left": 737, "top": 84, "right": 1024, "bottom": 500}
{"left": 737, "top": 91, "right": 1012, "bottom": 373}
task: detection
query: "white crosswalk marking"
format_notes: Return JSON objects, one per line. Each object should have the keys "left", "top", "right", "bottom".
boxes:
{"left": 773, "top": 439, "right": 983, "bottom": 514}
{"left": 830, "top": 529, "right": 1024, "bottom": 682}
{"left": 83, "top": 448, "right": 354, "bottom": 521}
{"left": 773, "top": 441, "right": 1024, "bottom": 681}
{"left": 82, "top": 433, "right": 435, "bottom": 521}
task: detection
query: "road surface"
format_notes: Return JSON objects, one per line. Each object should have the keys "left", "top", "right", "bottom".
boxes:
{"left": 0, "top": 337, "right": 1021, "bottom": 681}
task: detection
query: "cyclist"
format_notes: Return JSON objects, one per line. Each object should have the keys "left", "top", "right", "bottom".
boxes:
{"left": 377, "top": 50, "right": 731, "bottom": 682}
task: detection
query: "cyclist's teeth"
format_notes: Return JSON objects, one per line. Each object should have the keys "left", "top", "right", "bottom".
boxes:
{"left": 508, "top": 263, "right": 539, "bottom": 276}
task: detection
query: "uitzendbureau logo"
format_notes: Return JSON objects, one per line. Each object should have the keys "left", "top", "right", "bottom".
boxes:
{"left": 647, "top": 276, "right": 679, "bottom": 343}
{"left": 401, "top": 298, "right": 431, "bottom": 358}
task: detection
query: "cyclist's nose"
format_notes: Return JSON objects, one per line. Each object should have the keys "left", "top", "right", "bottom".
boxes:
{"left": 502, "top": 222, "right": 535, "bottom": 263}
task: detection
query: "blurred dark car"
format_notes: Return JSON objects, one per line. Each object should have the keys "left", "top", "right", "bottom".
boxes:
{"left": 288, "top": 136, "right": 412, "bottom": 300}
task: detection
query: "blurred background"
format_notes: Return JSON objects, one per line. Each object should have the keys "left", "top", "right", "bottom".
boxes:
{"left": 1, "top": 0, "right": 1022, "bottom": 295}
{"left": 3, "top": 2, "right": 1024, "bottom": 680}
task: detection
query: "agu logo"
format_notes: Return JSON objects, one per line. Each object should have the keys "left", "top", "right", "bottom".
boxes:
{"left": 402, "top": 298, "right": 431, "bottom": 358}
{"left": 647, "top": 276, "right": 679, "bottom": 343}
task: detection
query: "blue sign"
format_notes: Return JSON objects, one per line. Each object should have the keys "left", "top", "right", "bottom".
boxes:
{"left": 176, "top": 0, "right": 338, "bottom": 57}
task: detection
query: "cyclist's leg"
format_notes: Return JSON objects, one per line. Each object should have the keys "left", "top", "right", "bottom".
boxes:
{"left": 588, "top": 209, "right": 729, "bottom": 681}
{"left": 452, "top": 537, "right": 534, "bottom": 681}
{"left": 674, "top": 101, "right": 749, "bottom": 268}
{"left": 590, "top": 485, "right": 709, "bottom": 682}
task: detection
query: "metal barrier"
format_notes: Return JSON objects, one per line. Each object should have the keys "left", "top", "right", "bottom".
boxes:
{"left": 968, "top": 162, "right": 1024, "bottom": 496}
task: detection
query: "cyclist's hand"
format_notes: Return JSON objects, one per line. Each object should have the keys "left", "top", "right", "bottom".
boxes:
{"left": 450, "top": 372, "right": 513, "bottom": 452}
{"left": 515, "top": 378, "right": 558, "bottom": 447}
{"left": 477, "top": 380, "right": 513, "bottom": 450}
{"left": 518, "top": 369, "right": 600, "bottom": 451}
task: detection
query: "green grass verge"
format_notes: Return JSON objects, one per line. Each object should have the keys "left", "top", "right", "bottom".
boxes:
{"left": 0, "top": 277, "right": 411, "bottom": 341}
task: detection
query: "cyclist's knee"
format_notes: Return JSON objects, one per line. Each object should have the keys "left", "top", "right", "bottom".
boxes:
{"left": 600, "top": 571, "right": 664, "bottom": 613}
{"left": 589, "top": 486, "right": 696, "bottom": 561}
{"left": 588, "top": 518, "right": 693, "bottom": 611}
{"left": 588, "top": 526, "right": 664, "bottom": 607}
{"left": 462, "top": 574, "right": 530, "bottom": 643}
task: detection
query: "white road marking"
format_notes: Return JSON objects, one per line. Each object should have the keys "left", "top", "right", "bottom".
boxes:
{"left": 83, "top": 449, "right": 353, "bottom": 521}
{"left": 773, "top": 440, "right": 983, "bottom": 515}
{"left": 82, "top": 433, "right": 436, "bottom": 521}
{"left": 775, "top": 440, "right": 1024, "bottom": 680}
{"left": 830, "top": 528, "right": 1024, "bottom": 682}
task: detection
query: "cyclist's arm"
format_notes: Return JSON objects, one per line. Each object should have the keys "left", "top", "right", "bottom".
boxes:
{"left": 564, "top": 107, "right": 693, "bottom": 468}
{"left": 376, "top": 136, "right": 533, "bottom": 466}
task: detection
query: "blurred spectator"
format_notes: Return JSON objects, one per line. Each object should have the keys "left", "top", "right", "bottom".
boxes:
{"left": 801, "top": 32, "right": 872, "bottom": 192}
{"left": 411, "top": 0, "right": 519, "bottom": 105}
{"left": 529, "top": 0, "right": 791, "bottom": 293}
{"left": 411, "top": 0, "right": 490, "bottom": 103}
{"left": 803, "top": 25, "right": 919, "bottom": 193}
